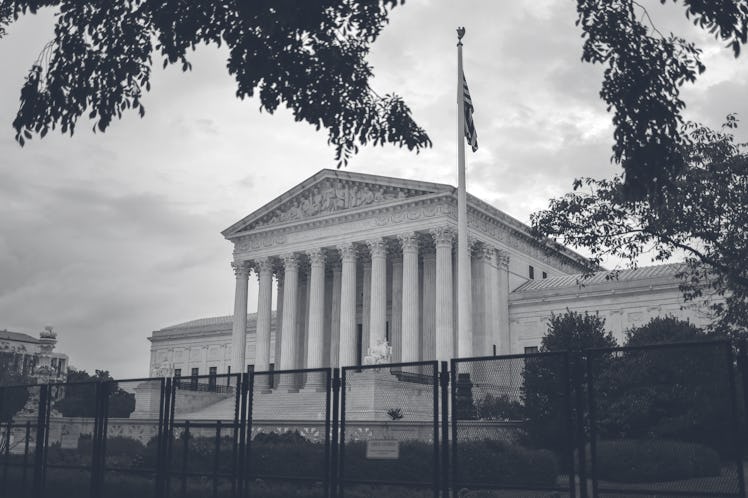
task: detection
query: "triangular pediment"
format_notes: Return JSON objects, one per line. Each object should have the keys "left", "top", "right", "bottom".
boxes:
{"left": 223, "top": 169, "right": 451, "bottom": 237}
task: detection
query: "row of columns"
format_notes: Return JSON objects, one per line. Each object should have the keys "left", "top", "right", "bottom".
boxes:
{"left": 231, "top": 228, "right": 511, "bottom": 390}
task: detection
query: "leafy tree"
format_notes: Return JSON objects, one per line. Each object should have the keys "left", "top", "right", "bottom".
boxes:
{"left": 532, "top": 117, "right": 748, "bottom": 337}
{"left": 576, "top": 0, "right": 748, "bottom": 199}
{"left": 522, "top": 311, "right": 615, "bottom": 457}
{"left": 54, "top": 368, "right": 135, "bottom": 418}
{"left": 595, "top": 317, "right": 734, "bottom": 455}
{"left": 0, "top": 352, "right": 34, "bottom": 422}
{"left": 4, "top": 2, "right": 747, "bottom": 186}
{"left": 0, "top": 1, "right": 430, "bottom": 166}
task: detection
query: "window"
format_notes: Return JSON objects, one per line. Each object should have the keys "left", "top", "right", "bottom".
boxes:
{"left": 190, "top": 368, "right": 199, "bottom": 390}
{"left": 524, "top": 346, "right": 539, "bottom": 354}
{"left": 174, "top": 368, "right": 181, "bottom": 378}
{"left": 209, "top": 367, "right": 217, "bottom": 391}
{"left": 529, "top": 265, "right": 535, "bottom": 280}
{"left": 542, "top": 271, "right": 548, "bottom": 279}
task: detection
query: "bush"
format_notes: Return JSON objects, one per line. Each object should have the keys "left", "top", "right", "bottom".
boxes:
{"left": 455, "top": 440, "right": 558, "bottom": 487}
{"left": 595, "top": 439, "right": 721, "bottom": 483}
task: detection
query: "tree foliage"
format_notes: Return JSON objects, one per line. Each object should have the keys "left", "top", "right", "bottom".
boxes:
{"left": 0, "top": 0, "right": 431, "bottom": 166}
{"left": 576, "top": 0, "right": 748, "bottom": 199}
{"left": 595, "top": 317, "right": 733, "bottom": 455}
{"left": 532, "top": 117, "right": 748, "bottom": 337}
{"left": 522, "top": 311, "right": 615, "bottom": 456}
{"left": 0, "top": 352, "right": 34, "bottom": 422}
{"left": 54, "top": 368, "right": 135, "bottom": 418}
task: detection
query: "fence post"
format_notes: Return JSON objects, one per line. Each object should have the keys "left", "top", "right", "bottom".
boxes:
{"left": 338, "top": 369, "right": 347, "bottom": 498}
{"left": 241, "top": 368, "right": 253, "bottom": 498}
{"left": 573, "top": 355, "right": 588, "bottom": 498}
{"left": 562, "top": 353, "right": 576, "bottom": 498}
{"left": 585, "top": 354, "right": 599, "bottom": 498}
{"left": 432, "top": 362, "right": 439, "bottom": 498}
{"left": 323, "top": 369, "right": 332, "bottom": 498}
{"left": 726, "top": 342, "right": 747, "bottom": 496}
{"left": 156, "top": 377, "right": 171, "bottom": 498}
{"left": 440, "top": 361, "right": 450, "bottom": 498}
{"left": 330, "top": 368, "right": 341, "bottom": 498}
{"left": 32, "top": 384, "right": 48, "bottom": 498}
{"left": 738, "top": 340, "right": 748, "bottom": 435}
{"left": 449, "top": 359, "right": 458, "bottom": 498}
{"left": 90, "top": 382, "right": 105, "bottom": 498}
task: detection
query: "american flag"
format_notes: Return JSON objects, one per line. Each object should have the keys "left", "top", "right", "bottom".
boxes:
{"left": 463, "top": 72, "right": 478, "bottom": 152}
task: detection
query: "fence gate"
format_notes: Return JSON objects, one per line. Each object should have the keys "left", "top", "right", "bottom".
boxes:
{"left": 584, "top": 340, "right": 746, "bottom": 497}
{"left": 450, "top": 352, "right": 577, "bottom": 497}
{"left": 165, "top": 372, "right": 243, "bottom": 498}
{"left": 97, "top": 377, "right": 168, "bottom": 498}
{"left": 0, "top": 383, "right": 48, "bottom": 498}
{"left": 339, "top": 360, "right": 440, "bottom": 498}
{"left": 243, "top": 367, "right": 332, "bottom": 498}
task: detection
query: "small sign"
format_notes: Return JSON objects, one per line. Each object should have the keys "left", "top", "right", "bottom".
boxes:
{"left": 366, "top": 439, "right": 400, "bottom": 460}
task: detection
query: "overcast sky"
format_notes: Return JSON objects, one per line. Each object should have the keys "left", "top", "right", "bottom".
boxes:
{"left": 1, "top": 1, "right": 746, "bottom": 378}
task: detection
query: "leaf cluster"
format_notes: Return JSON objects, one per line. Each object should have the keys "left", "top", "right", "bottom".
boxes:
{"left": 531, "top": 117, "right": 748, "bottom": 335}
{"left": 3, "top": 0, "right": 431, "bottom": 165}
{"left": 576, "top": 0, "right": 748, "bottom": 199}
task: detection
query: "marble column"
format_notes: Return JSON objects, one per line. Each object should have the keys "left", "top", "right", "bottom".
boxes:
{"left": 399, "top": 233, "right": 420, "bottom": 362}
{"left": 390, "top": 255, "right": 403, "bottom": 362}
{"left": 432, "top": 227, "right": 455, "bottom": 361}
{"left": 367, "top": 238, "right": 387, "bottom": 351}
{"left": 273, "top": 269, "right": 284, "bottom": 386}
{"left": 255, "top": 257, "right": 273, "bottom": 374}
{"left": 230, "top": 261, "right": 250, "bottom": 374}
{"left": 496, "top": 250, "right": 511, "bottom": 355}
{"left": 329, "top": 263, "right": 342, "bottom": 367}
{"left": 306, "top": 248, "right": 326, "bottom": 389}
{"left": 279, "top": 254, "right": 299, "bottom": 391}
{"left": 338, "top": 243, "right": 358, "bottom": 367}
{"left": 421, "top": 249, "right": 436, "bottom": 361}
{"left": 362, "top": 259, "right": 371, "bottom": 356}
{"left": 471, "top": 244, "right": 488, "bottom": 357}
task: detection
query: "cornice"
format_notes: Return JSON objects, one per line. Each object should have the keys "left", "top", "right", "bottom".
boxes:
{"left": 509, "top": 280, "right": 681, "bottom": 306}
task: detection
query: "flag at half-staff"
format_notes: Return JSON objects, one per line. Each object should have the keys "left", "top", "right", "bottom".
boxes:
{"left": 462, "top": 72, "right": 479, "bottom": 152}
{"left": 454, "top": 26, "right": 476, "bottom": 361}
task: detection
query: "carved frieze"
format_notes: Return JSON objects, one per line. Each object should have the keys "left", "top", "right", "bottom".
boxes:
{"left": 252, "top": 180, "right": 419, "bottom": 229}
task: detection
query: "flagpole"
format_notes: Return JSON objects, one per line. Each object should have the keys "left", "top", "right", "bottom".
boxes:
{"left": 456, "top": 27, "right": 472, "bottom": 359}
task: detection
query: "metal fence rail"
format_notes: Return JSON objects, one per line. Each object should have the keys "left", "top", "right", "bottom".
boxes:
{"left": 0, "top": 339, "right": 746, "bottom": 497}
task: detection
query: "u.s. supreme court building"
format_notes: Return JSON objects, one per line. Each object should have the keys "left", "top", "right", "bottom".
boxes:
{"left": 147, "top": 169, "right": 711, "bottom": 383}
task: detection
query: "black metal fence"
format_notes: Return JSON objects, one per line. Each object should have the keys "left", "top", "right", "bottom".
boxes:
{"left": 1, "top": 339, "right": 746, "bottom": 498}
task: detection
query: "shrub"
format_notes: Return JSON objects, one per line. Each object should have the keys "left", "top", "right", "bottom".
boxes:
{"left": 455, "top": 440, "right": 558, "bottom": 487}
{"left": 594, "top": 439, "right": 721, "bottom": 483}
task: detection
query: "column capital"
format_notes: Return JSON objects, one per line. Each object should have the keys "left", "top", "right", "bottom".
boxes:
{"left": 496, "top": 249, "right": 510, "bottom": 269}
{"left": 337, "top": 242, "right": 357, "bottom": 262}
{"left": 306, "top": 248, "right": 326, "bottom": 266}
{"left": 430, "top": 226, "right": 455, "bottom": 247}
{"left": 398, "top": 232, "right": 420, "bottom": 253}
{"left": 472, "top": 243, "right": 495, "bottom": 262}
{"left": 281, "top": 253, "right": 299, "bottom": 271}
{"left": 231, "top": 261, "right": 251, "bottom": 278}
{"left": 255, "top": 256, "right": 274, "bottom": 275}
{"left": 366, "top": 238, "right": 387, "bottom": 258}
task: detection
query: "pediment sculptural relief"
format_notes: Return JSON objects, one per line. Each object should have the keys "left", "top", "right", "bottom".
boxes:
{"left": 253, "top": 180, "right": 423, "bottom": 228}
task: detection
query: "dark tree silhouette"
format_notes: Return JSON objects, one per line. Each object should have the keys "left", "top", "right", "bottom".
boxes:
{"left": 576, "top": 0, "right": 748, "bottom": 200}
{"left": 522, "top": 311, "right": 615, "bottom": 456}
{"left": 4, "top": 2, "right": 747, "bottom": 186}
{"left": 532, "top": 117, "right": 748, "bottom": 336}
{"left": 0, "top": 1, "right": 431, "bottom": 166}
{"left": 54, "top": 369, "right": 135, "bottom": 418}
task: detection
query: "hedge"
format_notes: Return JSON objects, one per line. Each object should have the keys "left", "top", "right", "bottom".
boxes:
{"left": 595, "top": 439, "right": 721, "bottom": 483}
{"left": 454, "top": 439, "right": 558, "bottom": 487}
